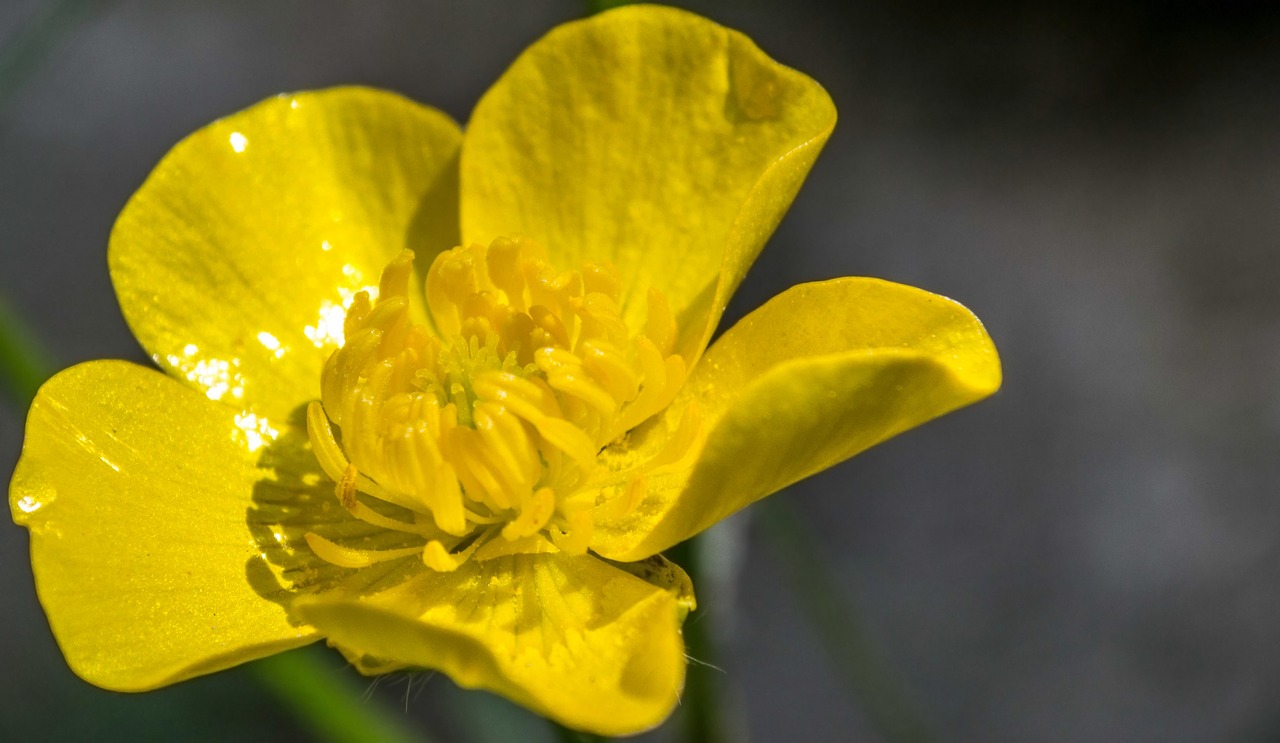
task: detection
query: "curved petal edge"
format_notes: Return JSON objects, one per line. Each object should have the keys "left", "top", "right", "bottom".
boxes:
{"left": 461, "top": 4, "right": 836, "bottom": 362}
{"left": 9, "top": 360, "right": 320, "bottom": 690}
{"left": 592, "top": 277, "right": 1001, "bottom": 560}
{"left": 292, "top": 554, "right": 686, "bottom": 736}
{"left": 109, "top": 87, "right": 462, "bottom": 420}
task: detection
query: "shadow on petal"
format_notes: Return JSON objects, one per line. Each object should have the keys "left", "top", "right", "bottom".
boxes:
{"left": 406, "top": 148, "right": 463, "bottom": 282}
{"left": 244, "top": 404, "right": 424, "bottom": 619}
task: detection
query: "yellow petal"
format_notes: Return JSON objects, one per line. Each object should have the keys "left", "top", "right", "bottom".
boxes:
{"left": 461, "top": 5, "right": 836, "bottom": 362}
{"left": 592, "top": 278, "right": 1002, "bottom": 560}
{"left": 292, "top": 554, "right": 687, "bottom": 736}
{"left": 604, "top": 554, "right": 697, "bottom": 621}
{"left": 110, "top": 87, "right": 462, "bottom": 420}
{"left": 9, "top": 361, "right": 325, "bottom": 690}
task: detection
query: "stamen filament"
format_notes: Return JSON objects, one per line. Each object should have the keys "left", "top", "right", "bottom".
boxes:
{"left": 303, "top": 533, "right": 423, "bottom": 569}
{"left": 306, "top": 401, "right": 429, "bottom": 515}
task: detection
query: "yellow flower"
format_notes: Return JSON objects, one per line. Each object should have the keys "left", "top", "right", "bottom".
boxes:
{"left": 8, "top": 5, "right": 1000, "bottom": 736}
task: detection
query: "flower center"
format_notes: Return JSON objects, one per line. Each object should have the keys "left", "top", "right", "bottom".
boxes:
{"left": 303, "top": 238, "right": 690, "bottom": 571}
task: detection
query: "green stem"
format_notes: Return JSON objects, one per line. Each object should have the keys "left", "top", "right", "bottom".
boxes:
{"left": 667, "top": 536, "right": 727, "bottom": 743}
{"left": 757, "top": 499, "right": 934, "bottom": 743}
{"left": 249, "top": 648, "right": 426, "bottom": 743}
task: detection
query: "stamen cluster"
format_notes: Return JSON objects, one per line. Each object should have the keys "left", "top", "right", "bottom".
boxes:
{"left": 304, "top": 238, "right": 690, "bottom": 570}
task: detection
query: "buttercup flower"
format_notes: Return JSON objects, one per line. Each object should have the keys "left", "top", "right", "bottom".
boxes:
{"left": 9, "top": 5, "right": 1000, "bottom": 736}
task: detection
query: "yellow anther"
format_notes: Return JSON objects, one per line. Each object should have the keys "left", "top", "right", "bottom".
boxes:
{"left": 582, "top": 261, "right": 622, "bottom": 299}
{"left": 646, "top": 403, "right": 705, "bottom": 470}
{"left": 529, "top": 268, "right": 581, "bottom": 322}
{"left": 426, "top": 247, "right": 481, "bottom": 337}
{"left": 362, "top": 296, "right": 408, "bottom": 333}
{"left": 342, "top": 290, "right": 372, "bottom": 339}
{"left": 576, "top": 293, "right": 629, "bottom": 347}
{"left": 623, "top": 475, "right": 647, "bottom": 515}
{"left": 549, "top": 503, "right": 594, "bottom": 555}
{"left": 378, "top": 249, "right": 415, "bottom": 300}
{"left": 421, "top": 540, "right": 457, "bottom": 571}
{"left": 580, "top": 340, "right": 641, "bottom": 403}
{"left": 461, "top": 315, "right": 494, "bottom": 343}
{"left": 644, "top": 288, "right": 677, "bottom": 356}
{"left": 305, "top": 239, "right": 696, "bottom": 573}
{"left": 337, "top": 463, "right": 358, "bottom": 510}
{"left": 608, "top": 336, "right": 684, "bottom": 439}
{"left": 474, "top": 402, "right": 541, "bottom": 493}
{"left": 502, "top": 486, "right": 556, "bottom": 540}
{"left": 422, "top": 537, "right": 484, "bottom": 572}
{"left": 529, "top": 305, "right": 571, "bottom": 350}
{"left": 536, "top": 347, "right": 618, "bottom": 417}
{"left": 502, "top": 312, "right": 537, "bottom": 365}
{"left": 596, "top": 474, "right": 649, "bottom": 521}
{"left": 486, "top": 236, "right": 528, "bottom": 307}
{"left": 429, "top": 462, "right": 469, "bottom": 536}
{"left": 306, "top": 400, "right": 429, "bottom": 515}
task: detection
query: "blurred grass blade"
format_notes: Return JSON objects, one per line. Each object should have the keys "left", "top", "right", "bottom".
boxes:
{"left": 0, "top": 0, "right": 104, "bottom": 406}
{"left": 667, "top": 536, "right": 729, "bottom": 743}
{"left": 0, "top": 1, "right": 104, "bottom": 409}
{"left": 0, "top": 294, "right": 52, "bottom": 407}
{"left": 757, "top": 499, "right": 935, "bottom": 743}
{"left": 250, "top": 648, "right": 426, "bottom": 743}
{"left": 0, "top": 0, "right": 107, "bottom": 110}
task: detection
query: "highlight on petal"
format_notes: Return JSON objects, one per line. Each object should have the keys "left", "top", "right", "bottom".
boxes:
{"left": 110, "top": 87, "right": 462, "bottom": 421}
{"left": 292, "top": 554, "right": 689, "bottom": 736}
{"left": 8, "top": 360, "right": 321, "bottom": 690}
{"left": 591, "top": 278, "right": 1002, "bottom": 561}
{"left": 461, "top": 4, "right": 837, "bottom": 362}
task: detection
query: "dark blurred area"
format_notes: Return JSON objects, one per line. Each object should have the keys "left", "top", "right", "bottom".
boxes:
{"left": 3, "top": 1, "right": 1280, "bottom": 740}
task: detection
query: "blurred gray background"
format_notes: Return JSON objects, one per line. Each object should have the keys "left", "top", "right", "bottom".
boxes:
{"left": 3, "top": 1, "right": 1279, "bottom": 740}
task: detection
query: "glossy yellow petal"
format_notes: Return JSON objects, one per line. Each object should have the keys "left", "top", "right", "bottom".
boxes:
{"left": 592, "top": 278, "right": 1002, "bottom": 560}
{"left": 461, "top": 5, "right": 836, "bottom": 361}
{"left": 110, "top": 87, "right": 462, "bottom": 420}
{"left": 9, "top": 360, "right": 324, "bottom": 690}
{"left": 292, "top": 553, "right": 689, "bottom": 736}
